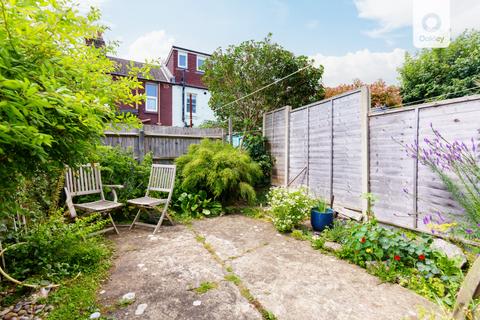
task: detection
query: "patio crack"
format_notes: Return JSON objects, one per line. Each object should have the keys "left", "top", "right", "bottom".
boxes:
{"left": 189, "top": 226, "right": 277, "bottom": 320}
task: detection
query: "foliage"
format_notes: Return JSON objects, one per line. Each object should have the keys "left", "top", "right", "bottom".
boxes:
{"left": 242, "top": 134, "right": 273, "bottom": 186}
{"left": 175, "top": 139, "right": 262, "bottom": 204}
{"left": 4, "top": 212, "right": 111, "bottom": 283}
{"left": 92, "top": 145, "right": 153, "bottom": 202}
{"left": 316, "top": 219, "right": 464, "bottom": 308}
{"left": 267, "top": 187, "right": 315, "bottom": 232}
{"left": 0, "top": 0, "right": 148, "bottom": 218}
{"left": 174, "top": 191, "right": 223, "bottom": 218}
{"left": 203, "top": 34, "right": 324, "bottom": 132}
{"left": 324, "top": 79, "right": 402, "bottom": 108}
{"left": 312, "top": 199, "right": 327, "bottom": 212}
{"left": 45, "top": 254, "right": 111, "bottom": 320}
{"left": 194, "top": 281, "right": 218, "bottom": 294}
{"left": 404, "top": 126, "right": 480, "bottom": 238}
{"left": 398, "top": 30, "right": 480, "bottom": 104}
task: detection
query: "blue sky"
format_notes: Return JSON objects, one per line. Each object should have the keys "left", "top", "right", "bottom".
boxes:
{"left": 80, "top": 0, "right": 480, "bottom": 86}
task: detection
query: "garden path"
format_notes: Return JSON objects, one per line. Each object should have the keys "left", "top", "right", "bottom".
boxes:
{"left": 99, "top": 215, "right": 440, "bottom": 320}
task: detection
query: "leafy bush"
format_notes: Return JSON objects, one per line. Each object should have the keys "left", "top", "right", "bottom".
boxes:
{"left": 175, "top": 139, "right": 262, "bottom": 204}
{"left": 4, "top": 212, "right": 111, "bottom": 283}
{"left": 174, "top": 191, "right": 223, "bottom": 218}
{"left": 242, "top": 134, "right": 273, "bottom": 186}
{"left": 267, "top": 187, "right": 315, "bottom": 232}
{"left": 0, "top": 0, "right": 145, "bottom": 218}
{"left": 92, "top": 145, "right": 152, "bottom": 202}
{"left": 325, "top": 220, "right": 463, "bottom": 308}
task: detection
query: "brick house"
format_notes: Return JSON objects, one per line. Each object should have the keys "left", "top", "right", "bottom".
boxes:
{"left": 109, "top": 57, "right": 173, "bottom": 125}
{"left": 108, "top": 46, "right": 214, "bottom": 127}
{"left": 165, "top": 46, "right": 214, "bottom": 127}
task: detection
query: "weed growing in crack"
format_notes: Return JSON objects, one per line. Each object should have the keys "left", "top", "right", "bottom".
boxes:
{"left": 194, "top": 281, "right": 218, "bottom": 294}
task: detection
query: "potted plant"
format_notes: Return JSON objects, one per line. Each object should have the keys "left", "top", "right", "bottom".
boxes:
{"left": 310, "top": 199, "right": 334, "bottom": 232}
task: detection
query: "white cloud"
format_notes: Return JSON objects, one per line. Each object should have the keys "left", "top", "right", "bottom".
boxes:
{"left": 311, "top": 48, "right": 406, "bottom": 87}
{"left": 125, "top": 30, "right": 175, "bottom": 63}
{"left": 354, "top": 0, "right": 480, "bottom": 38}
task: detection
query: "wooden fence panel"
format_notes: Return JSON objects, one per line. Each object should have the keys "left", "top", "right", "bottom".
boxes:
{"left": 416, "top": 99, "right": 480, "bottom": 231}
{"left": 369, "top": 110, "right": 416, "bottom": 228}
{"left": 307, "top": 101, "right": 333, "bottom": 199}
{"left": 264, "top": 107, "right": 287, "bottom": 186}
{"left": 103, "top": 125, "right": 223, "bottom": 162}
{"left": 264, "top": 89, "right": 480, "bottom": 229}
{"left": 288, "top": 108, "right": 308, "bottom": 186}
{"left": 332, "top": 91, "right": 363, "bottom": 210}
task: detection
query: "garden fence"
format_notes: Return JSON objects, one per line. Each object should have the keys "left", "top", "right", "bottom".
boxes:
{"left": 102, "top": 125, "right": 224, "bottom": 162}
{"left": 263, "top": 88, "right": 480, "bottom": 231}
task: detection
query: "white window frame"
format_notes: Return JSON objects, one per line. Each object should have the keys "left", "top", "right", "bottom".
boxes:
{"left": 196, "top": 56, "right": 206, "bottom": 72}
{"left": 145, "top": 82, "right": 158, "bottom": 113}
{"left": 178, "top": 51, "right": 188, "bottom": 69}
{"left": 186, "top": 93, "right": 197, "bottom": 114}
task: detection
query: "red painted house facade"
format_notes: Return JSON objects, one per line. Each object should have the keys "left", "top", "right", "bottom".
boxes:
{"left": 109, "top": 46, "right": 214, "bottom": 127}
{"left": 109, "top": 57, "right": 173, "bottom": 125}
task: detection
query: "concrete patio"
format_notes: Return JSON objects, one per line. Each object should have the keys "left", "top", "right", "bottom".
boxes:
{"left": 99, "top": 215, "right": 440, "bottom": 320}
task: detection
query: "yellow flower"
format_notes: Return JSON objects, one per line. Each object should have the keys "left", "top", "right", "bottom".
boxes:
{"left": 365, "top": 248, "right": 373, "bottom": 253}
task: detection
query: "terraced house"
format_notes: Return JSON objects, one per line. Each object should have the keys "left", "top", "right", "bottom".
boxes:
{"left": 108, "top": 44, "right": 215, "bottom": 127}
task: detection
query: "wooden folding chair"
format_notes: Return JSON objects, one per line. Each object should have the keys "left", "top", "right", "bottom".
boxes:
{"left": 64, "top": 163, "right": 124, "bottom": 235}
{"left": 128, "top": 164, "right": 176, "bottom": 234}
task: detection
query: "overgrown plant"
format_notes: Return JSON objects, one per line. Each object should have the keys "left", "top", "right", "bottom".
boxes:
{"left": 175, "top": 139, "right": 262, "bottom": 204}
{"left": 267, "top": 187, "right": 315, "bottom": 232}
{"left": 316, "top": 219, "right": 464, "bottom": 308}
{"left": 0, "top": 0, "right": 149, "bottom": 219}
{"left": 242, "top": 134, "right": 273, "bottom": 187}
{"left": 174, "top": 191, "right": 223, "bottom": 218}
{"left": 4, "top": 212, "right": 111, "bottom": 283}
{"left": 92, "top": 145, "right": 153, "bottom": 202}
{"left": 405, "top": 125, "right": 480, "bottom": 238}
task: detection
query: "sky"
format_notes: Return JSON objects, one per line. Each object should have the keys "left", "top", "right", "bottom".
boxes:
{"left": 78, "top": 0, "right": 480, "bottom": 87}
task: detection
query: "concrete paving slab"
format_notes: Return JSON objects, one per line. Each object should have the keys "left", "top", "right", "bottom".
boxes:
{"left": 100, "top": 224, "right": 260, "bottom": 320}
{"left": 192, "top": 215, "right": 441, "bottom": 320}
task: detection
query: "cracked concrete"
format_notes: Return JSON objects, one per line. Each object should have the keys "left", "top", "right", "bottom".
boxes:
{"left": 100, "top": 215, "right": 440, "bottom": 320}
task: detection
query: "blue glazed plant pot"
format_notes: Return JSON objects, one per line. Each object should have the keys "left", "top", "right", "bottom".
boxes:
{"left": 310, "top": 207, "right": 334, "bottom": 232}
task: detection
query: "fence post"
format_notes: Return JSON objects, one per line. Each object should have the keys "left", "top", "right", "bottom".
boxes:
{"left": 412, "top": 107, "right": 420, "bottom": 228}
{"left": 329, "top": 99, "right": 334, "bottom": 201}
{"left": 360, "top": 86, "right": 371, "bottom": 219}
{"left": 262, "top": 113, "right": 266, "bottom": 138}
{"left": 228, "top": 117, "right": 233, "bottom": 145}
{"left": 284, "top": 106, "right": 291, "bottom": 187}
{"left": 306, "top": 105, "right": 310, "bottom": 188}
{"left": 138, "top": 127, "right": 145, "bottom": 162}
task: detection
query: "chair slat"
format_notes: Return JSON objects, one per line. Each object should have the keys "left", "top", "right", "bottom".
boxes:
{"left": 65, "top": 164, "right": 103, "bottom": 197}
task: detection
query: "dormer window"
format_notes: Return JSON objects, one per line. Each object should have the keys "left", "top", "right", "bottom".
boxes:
{"left": 178, "top": 51, "right": 187, "bottom": 69}
{"left": 197, "top": 56, "right": 206, "bottom": 72}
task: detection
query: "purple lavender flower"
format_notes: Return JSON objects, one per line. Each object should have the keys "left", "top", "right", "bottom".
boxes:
{"left": 466, "top": 229, "right": 473, "bottom": 235}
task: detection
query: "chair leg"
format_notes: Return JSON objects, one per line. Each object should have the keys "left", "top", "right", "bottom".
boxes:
{"left": 130, "top": 208, "right": 142, "bottom": 230}
{"left": 153, "top": 207, "right": 168, "bottom": 235}
{"left": 108, "top": 213, "right": 120, "bottom": 235}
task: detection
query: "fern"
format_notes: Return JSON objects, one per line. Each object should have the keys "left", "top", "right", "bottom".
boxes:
{"left": 175, "top": 139, "right": 262, "bottom": 204}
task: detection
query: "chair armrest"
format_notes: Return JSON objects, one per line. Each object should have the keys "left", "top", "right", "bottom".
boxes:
{"left": 103, "top": 185, "right": 124, "bottom": 202}
{"left": 104, "top": 184, "right": 124, "bottom": 189}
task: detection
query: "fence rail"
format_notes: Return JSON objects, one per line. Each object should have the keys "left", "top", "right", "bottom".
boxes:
{"left": 102, "top": 125, "right": 224, "bottom": 162}
{"left": 264, "top": 88, "right": 480, "bottom": 229}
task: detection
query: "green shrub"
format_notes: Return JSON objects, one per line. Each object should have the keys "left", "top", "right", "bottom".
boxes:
{"left": 4, "top": 212, "right": 111, "bottom": 283}
{"left": 173, "top": 190, "right": 223, "bottom": 218}
{"left": 325, "top": 219, "right": 464, "bottom": 308}
{"left": 267, "top": 187, "right": 315, "bottom": 232}
{"left": 92, "top": 145, "right": 152, "bottom": 202}
{"left": 175, "top": 139, "right": 262, "bottom": 204}
{"left": 242, "top": 134, "right": 273, "bottom": 186}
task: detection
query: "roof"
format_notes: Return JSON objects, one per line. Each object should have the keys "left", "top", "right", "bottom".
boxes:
{"left": 108, "top": 56, "right": 170, "bottom": 83}
{"left": 166, "top": 46, "right": 212, "bottom": 66}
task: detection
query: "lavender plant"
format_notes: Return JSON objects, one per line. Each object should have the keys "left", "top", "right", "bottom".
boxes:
{"left": 405, "top": 124, "right": 480, "bottom": 232}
